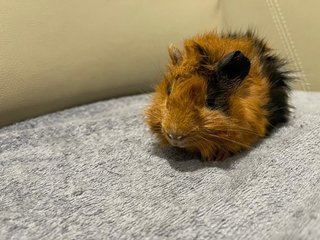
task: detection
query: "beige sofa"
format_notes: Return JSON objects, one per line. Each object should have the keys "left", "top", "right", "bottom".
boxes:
{"left": 0, "top": 0, "right": 318, "bottom": 127}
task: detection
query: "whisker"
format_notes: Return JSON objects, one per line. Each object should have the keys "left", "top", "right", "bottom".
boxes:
{"left": 202, "top": 124, "right": 261, "bottom": 136}
{"left": 202, "top": 133, "right": 252, "bottom": 149}
{"left": 213, "top": 128, "right": 262, "bottom": 136}
{"left": 189, "top": 137, "right": 217, "bottom": 157}
{"left": 195, "top": 135, "right": 222, "bottom": 150}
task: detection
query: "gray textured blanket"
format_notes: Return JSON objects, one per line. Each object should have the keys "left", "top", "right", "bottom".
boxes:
{"left": 0, "top": 91, "right": 319, "bottom": 240}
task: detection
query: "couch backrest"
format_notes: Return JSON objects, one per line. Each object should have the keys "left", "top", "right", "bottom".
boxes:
{"left": 221, "top": 0, "right": 320, "bottom": 92}
{"left": 1, "top": 0, "right": 319, "bottom": 127}
{"left": 0, "top": 0, "right": 223, "bottom": 127}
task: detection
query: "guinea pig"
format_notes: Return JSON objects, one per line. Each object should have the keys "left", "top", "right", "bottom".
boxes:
{"left": 145, "top": 30, "right": 292, "bottom": 161}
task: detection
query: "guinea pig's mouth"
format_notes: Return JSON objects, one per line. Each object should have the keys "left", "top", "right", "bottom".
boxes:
{"left": 163, "top": 131, "right": 188, "bottom": 148}
{"left": 168, "top": 140, "right": 186, "bottom": 148}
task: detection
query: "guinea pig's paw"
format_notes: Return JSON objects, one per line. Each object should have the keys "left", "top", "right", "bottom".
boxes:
{"left": 200, "top": 153, "right": 213, "bottom": 162}
{"left": 201, "top": 150, "right": 230, "bottom": 162}
{"left": 214, "top": 150, "right": 231, "bottom": 161}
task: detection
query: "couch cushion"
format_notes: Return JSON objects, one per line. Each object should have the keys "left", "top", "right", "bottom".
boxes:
{"left": 0, "top": 91, "right": 319, "bottom": 239}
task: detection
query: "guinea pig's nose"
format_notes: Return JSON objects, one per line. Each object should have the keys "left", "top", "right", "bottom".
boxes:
{"left": 166, "top": 131, "right": 184, "bottom": 141}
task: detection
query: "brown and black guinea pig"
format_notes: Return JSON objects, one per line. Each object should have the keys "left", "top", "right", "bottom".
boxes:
{"left": 145, "top": 30, "right": 292, "bottom": 161}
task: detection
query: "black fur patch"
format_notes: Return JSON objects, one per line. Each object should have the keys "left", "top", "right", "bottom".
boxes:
{"left": 205, "top": 72, "right": 230, "bottom": 111}
{"left": 222, "top": 30, "right": 293, "bottom": 133}
{"left": 205, "top": 51, "right": 251, "bottom": 112}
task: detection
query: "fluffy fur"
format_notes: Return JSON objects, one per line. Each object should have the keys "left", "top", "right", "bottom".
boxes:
{"left": 145, "top": 30, "right": 292, "bottom": 161}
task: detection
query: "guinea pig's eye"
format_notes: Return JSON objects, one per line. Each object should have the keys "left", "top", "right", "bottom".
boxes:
{"left": 206, "top": 96, "right": 216, "bottom": 109}
{"left": 166, "top": 84, "right": 172, "bottom": 95}
{"left": 175, "top": 73, "right": 192, "bottom": 80}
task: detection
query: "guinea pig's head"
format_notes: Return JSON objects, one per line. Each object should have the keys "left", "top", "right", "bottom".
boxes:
{"left": 145, "top": 39, "right": 251, "bottom": 151}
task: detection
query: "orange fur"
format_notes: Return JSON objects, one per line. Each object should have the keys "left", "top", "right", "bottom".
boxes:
{"left": 145, "top": 31, "right": 272, "bottom": 161}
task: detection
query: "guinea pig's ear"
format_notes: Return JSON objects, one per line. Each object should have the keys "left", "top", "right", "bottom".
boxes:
{"left": 217, "top": 50, "right": 251, "bottom": 81}
{"left": 168, "top": 44, "right": 182, "bottom": 65}
{"left": 185, "top": 40, "right": 213, "bottom": 73}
